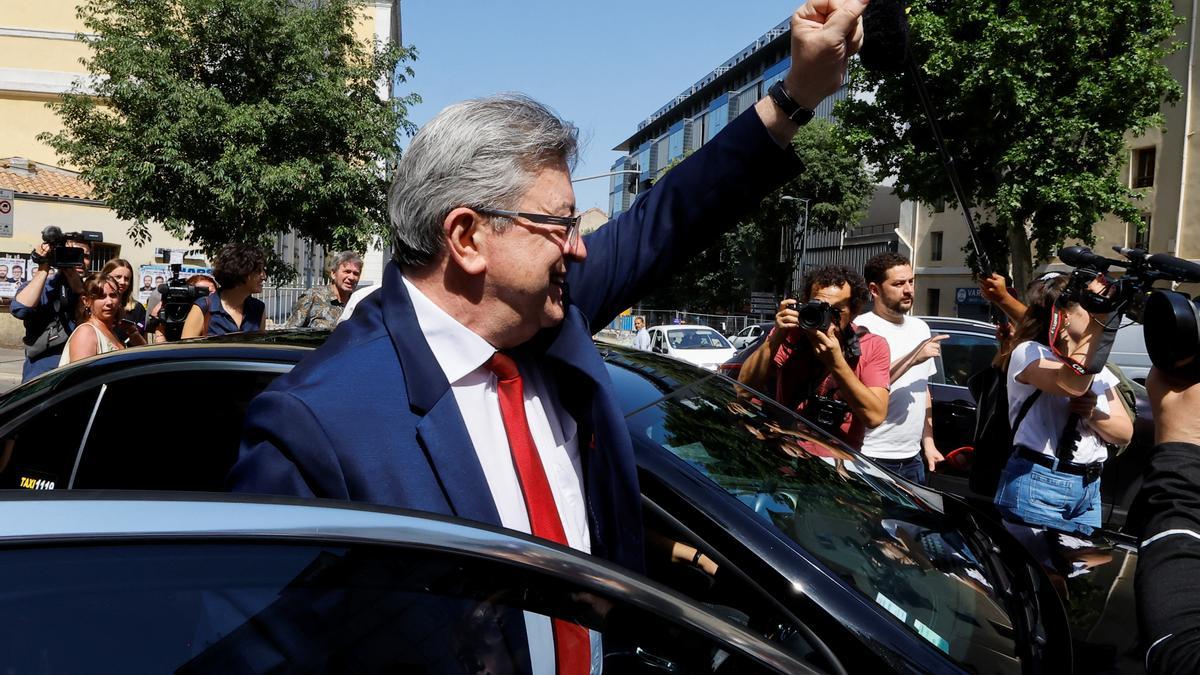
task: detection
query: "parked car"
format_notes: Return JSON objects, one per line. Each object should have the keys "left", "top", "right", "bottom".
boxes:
{"left": 0, "top": 332, "right": 1143, "bottom": 673}
{"left": 721, "top": 316, "right": 1154, "bottom": 531}
{"left": 646, "top": 324, "right": 736, "bottom": 370}
{"left": 728, "top": 322, "right": 774, "bottom": 350}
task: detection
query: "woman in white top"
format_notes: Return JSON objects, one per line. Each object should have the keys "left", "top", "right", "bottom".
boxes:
{"left": 993, "top": 273, "right": 1133, "bottom": 535}
{"left": 60, "top": 274, "right": 146, "bottom": 366}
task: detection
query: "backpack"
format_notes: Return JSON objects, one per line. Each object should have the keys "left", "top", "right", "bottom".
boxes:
{"left": 967, "top": 361, "right": 1139, "bottom": 497}
{"left": 1101, "top": 362, "right": 1140, "bottom": 457}
{"left": 966, "top": 365, "right": 1041, "bottom": 498}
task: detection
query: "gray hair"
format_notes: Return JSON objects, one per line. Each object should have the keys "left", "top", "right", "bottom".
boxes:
{"left": 388, "top": 93, "right": 579, "bottom": 267}
{"left": 328, "top": 250, "right": 362, "bottom": 275}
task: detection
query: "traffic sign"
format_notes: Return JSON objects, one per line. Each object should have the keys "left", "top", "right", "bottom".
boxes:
{"left": 0, "top": 188, "right": 12, "bottom": 237}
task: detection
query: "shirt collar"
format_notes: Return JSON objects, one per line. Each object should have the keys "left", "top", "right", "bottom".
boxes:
{"left": 402, "top": 275, "right": 496, "bottom": 384}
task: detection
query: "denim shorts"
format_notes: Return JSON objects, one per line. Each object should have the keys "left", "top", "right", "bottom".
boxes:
{"left": 993, "top": 455, "right": 1101, "bottom": 535}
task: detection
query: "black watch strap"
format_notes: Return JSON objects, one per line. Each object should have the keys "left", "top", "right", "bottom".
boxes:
{"left": 768, "top": 80, "right": 815, "bottom": 126}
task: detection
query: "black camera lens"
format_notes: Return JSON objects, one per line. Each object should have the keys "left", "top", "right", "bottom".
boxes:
{"left": 1144, "top": 290, "right": 1200, "bottom": 377}
{"left": 798, "top": 300, "right": 836, "bottom": 332}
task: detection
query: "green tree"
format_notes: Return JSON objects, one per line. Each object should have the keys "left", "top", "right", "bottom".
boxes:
{"left": 838, "top": 0, "right": 1182, "bottom": 292}
{"left": 41, "top": 0, "right": 419, "bottom": 278}
{"left": 642, "top": 117, "right": 874, "bottom": 313}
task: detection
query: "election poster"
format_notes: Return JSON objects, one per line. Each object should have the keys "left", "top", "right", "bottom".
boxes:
{"left": 0, "top": 252, "right": 33, "bottom": 303}
{"left": 138, "top": 263, "right": 213, "bottom": 305}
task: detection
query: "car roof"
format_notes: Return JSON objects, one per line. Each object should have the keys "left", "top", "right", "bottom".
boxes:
{"left": 649, "top": 324, "right": 722, "bottom": 331}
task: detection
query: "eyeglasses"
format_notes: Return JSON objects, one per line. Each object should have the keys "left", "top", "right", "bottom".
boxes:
{"left": 474, "top": 207, "right": 582, "bottom": 252}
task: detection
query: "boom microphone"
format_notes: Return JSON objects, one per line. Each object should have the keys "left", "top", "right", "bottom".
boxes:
{"left": 860, "top": 0, "right": 994, "bottom": 276}
{"left": 1147, "top": 253, "right": 1200, "bottom": 284}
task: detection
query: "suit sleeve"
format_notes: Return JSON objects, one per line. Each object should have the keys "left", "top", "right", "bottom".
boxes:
{"left": 228, "top": 390, "right": 349, "bottom": 500}
{"left": 567, "top": 108, "right": 804, "bottom": 329}
{"left": 1137, "top": 442, "right": 1200, "bottom": 674}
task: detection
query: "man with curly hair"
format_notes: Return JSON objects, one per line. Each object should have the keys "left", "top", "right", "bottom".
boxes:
{"left": 739, "top": 264, "right": 890, "bottom": 449}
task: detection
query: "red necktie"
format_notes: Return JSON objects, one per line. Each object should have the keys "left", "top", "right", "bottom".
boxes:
{"left": 485, "top": 352, "right": 590, "bottom": 675}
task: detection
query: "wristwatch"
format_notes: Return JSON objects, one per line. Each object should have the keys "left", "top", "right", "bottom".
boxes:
{"left": 768, "top": 80, "right": 815, "bottom": 126}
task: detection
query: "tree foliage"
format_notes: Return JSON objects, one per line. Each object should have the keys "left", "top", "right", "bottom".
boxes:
{"left": 41, "top": 0, "right": 419, "bottom": 278}
{"left": 838, "top": 0, "right": 1183, "bottom": 292}
{"left": 642, "top": 117, "right": 874, "bottom": 313}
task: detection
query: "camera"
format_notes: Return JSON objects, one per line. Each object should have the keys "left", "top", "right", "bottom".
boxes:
{"left": 34, "top": 226, "right": 102, "bottom": 269}
{"left": 805, "top": 395, "right": 850, "bottom": 432}
{"left": 153, "top": 264, "right": 210, "bottom": 342}
{"left": 798, "top": 300, "right": 840, "bottom": 332}
{"left": 1058, "top": 245, "right": 1200, "bottom": 382}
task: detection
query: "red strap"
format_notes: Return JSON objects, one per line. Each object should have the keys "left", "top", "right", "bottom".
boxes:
{"left": 485, "top": 352, "right": 590, "bottom": 675}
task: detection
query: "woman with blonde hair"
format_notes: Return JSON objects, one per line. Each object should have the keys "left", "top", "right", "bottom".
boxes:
{"left": 59, "top": 274, "right": 146, "bottom": 365}
{"left": 99, "top": 258, "right": 147, "bottom": 343}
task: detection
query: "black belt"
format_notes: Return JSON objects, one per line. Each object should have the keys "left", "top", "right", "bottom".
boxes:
{"left": 1016, "top": 446, "right": 1103, "bottom": 481}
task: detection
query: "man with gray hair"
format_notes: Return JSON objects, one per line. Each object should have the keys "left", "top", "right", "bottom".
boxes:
{"left": 285, "top": 250, "right": 362, "bottom": 329}
{"left": 232, "top": 2, "right": 866, "bottom": 668}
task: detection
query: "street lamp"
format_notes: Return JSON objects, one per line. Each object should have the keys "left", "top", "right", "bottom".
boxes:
{"left": 781, "top": 196, "right": 811, "bottom": 293}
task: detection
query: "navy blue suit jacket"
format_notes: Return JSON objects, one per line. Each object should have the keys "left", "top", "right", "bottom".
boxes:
{"left": 229, "top": 108, "right": 803, "bottom": 573}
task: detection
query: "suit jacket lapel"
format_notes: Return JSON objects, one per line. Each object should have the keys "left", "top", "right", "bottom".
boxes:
{"left": 379, "top": 262, "right": 501, "bottom": 526}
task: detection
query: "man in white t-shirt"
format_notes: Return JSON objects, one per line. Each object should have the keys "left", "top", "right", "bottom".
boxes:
{"left": 856, "top": 253, "right": 947, "bottom": 484}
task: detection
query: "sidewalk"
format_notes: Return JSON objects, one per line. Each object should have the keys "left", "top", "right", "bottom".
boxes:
{"left": 0, "top": 347, "right": 22, "bottom": 394}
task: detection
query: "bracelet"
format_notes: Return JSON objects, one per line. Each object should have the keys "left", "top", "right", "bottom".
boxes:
{"left": 691, "top": 549, "right": 704, "bottom": 566}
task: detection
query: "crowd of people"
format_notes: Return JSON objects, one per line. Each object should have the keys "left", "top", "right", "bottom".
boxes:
{"left": 9, "top": 240, "right": 365, "bottom": 383}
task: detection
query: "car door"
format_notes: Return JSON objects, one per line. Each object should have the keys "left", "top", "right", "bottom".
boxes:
{"left": 0, "top": 497, "right": 815, "bottom": 675}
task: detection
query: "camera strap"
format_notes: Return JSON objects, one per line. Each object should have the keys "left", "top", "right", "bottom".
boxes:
{"left": 1047, "top": 307, "right": 1119, "bottom": 376}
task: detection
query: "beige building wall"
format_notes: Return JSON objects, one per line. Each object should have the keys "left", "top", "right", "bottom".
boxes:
{"left": 1, "top": 0, "right": 403, "bottom": 306}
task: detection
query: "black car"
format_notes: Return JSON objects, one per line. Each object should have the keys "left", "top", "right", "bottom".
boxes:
{"left": 0, "top": 332, "right": 1144, "bottom": 673}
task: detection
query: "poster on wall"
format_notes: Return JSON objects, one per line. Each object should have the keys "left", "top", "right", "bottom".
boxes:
{"left": 137, "top": 263, "right": 213, "bottom": 305}
{"left": 0, "top": 252, "right": 34, "bottom": 302}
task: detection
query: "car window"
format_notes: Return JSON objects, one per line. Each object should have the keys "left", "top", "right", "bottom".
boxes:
{"left": 934, "top": 333, "right": 998, "bottom": 387}
{"left": 72, "top": 369, "right": 282, "bottom": 490}
{"left": 652, "top": 330, "right": 667, "bottom": 353}
{"left": 624, "top": 374, "right": 1023, "bottom": 673}
{"left": 666, "top": 328, "right": 732, "bottom": 350}
{"left": 0, "top": 386, "right": 102, "bottom": 490}
{"left": 0, "top": 541, "right": 791, "bottom": 674}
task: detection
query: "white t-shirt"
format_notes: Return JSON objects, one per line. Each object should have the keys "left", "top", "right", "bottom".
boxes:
{"left": 856, "top": 312, "right": 935, "bottom": 459}
{"left": 1007, "top": 341, "right": 1119, "bottom": 465}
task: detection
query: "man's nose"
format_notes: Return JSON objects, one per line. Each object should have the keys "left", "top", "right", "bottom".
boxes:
{"left": 566, "top": 235, "right": 587, "bottom": 262}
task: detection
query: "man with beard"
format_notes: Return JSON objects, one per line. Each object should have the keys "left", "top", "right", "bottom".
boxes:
{"left": 855, "top": 253, "right": 947, "bottom": 484}
{"left": 739, "top": 264, "right": 891, "bottom": 449}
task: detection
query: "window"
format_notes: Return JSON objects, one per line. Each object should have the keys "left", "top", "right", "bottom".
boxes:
{"left": 1128, "top": 213, "right": 1151, "bottom": 250}
{"left": 930, "top": 231, "right": 944, "bottom": 262}
{"left": 90, "top": 242, "right": 120, "bottom": 273}
{"left": 1132, "top": 147, "right": 1156, "bottom": 188}
{"left": 933, "top": 333, "right": 999, "bottom": 387}
{"left": 72, "top": 368, "right": 283, "bottom": 490}
{"left": 0, "top": 385, "right": 103, "bottom": 491}
{"left": 927, "top": 288, "right": 941, "bottom": 316}
{"left": 0, "top": 542, "right": 787, "bottom": 674}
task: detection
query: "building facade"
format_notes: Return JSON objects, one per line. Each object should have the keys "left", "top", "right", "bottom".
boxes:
{"left": 0, "top": 0, "right": 402, "bottom": 327}
{"left": 617, "top": 6, "right": 1200, "bottom": 319}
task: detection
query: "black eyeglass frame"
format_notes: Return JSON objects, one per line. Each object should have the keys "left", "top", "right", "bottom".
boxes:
{"left": 473, "top": 207, "right": 583, "bottom": 249}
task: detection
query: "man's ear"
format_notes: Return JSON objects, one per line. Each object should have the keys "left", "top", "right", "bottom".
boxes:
{"left": 443, "top": 207, "right": 488, "bottom": 276}
{"left": 868, "top": 282, "right": 880, "bottom": 300}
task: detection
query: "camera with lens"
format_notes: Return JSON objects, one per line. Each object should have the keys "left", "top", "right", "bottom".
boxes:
{"left": 33, "top": 226, "right": 102, "bottom": 269}
{"left": 151, "top": 264, "right": 210, "bottom": 342}
{"left": 805, "top": 394, "right": 851, "bottom": 433}
{"left": 1058, "top": 245, "right": 1200, "bottom": 383}
{"left": 798, "top": 300, "right": 840, "bottom": 332}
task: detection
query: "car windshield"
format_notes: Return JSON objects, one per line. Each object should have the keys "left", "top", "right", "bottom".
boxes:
{"left": 667, "top": 328, "right": 731, "bottom": 350}
{"left": 615, "top": 352, "right": 1022, "bottom": 673}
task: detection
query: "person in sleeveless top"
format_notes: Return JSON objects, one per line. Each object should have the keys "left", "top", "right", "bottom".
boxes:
{"left": 60, "top": 274, "right": 146, "bottom": 366}
{"left": 181, "top": 244, "right": 267, "bottom": 338}
{"left": 100, "top": 258, "right": 148, "bottom": 343}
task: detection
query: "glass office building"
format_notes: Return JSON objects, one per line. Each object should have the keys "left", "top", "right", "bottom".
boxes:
{"left": 613, "top": 19, "right": 846, "bottom": 209}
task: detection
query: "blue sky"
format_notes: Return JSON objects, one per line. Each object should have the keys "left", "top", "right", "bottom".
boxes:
{"left": 398, "top": 1, "right": 799, "bottom": 213}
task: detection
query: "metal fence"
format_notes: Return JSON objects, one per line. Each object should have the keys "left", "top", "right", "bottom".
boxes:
{"left": 258, "top": 286, "right": 308, "bottom": 327}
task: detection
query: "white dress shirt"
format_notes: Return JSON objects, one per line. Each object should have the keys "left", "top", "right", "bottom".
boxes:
{"left": 403, "top": 277, "right": 600, "bottom": 674}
